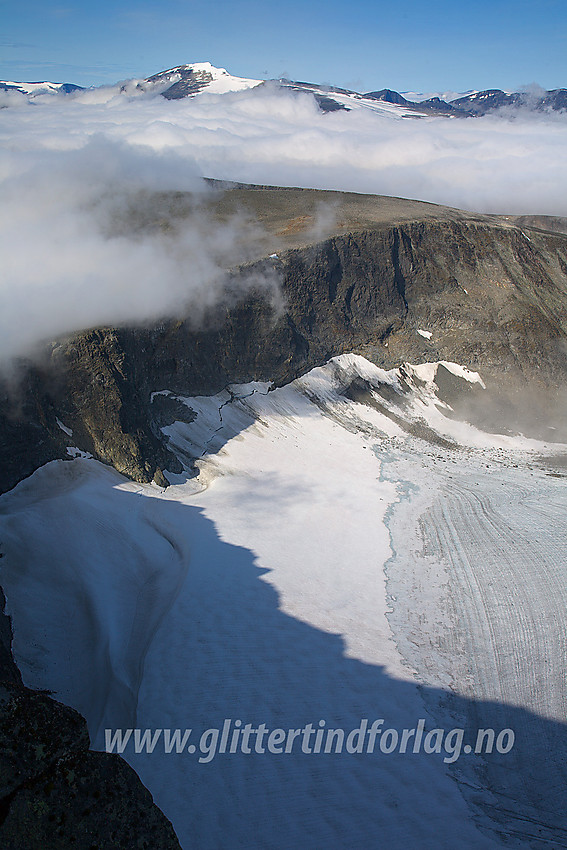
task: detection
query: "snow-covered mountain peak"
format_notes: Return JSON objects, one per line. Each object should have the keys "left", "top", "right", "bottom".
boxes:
{"left": 143, "top": 61, "right": 263, "bottom": 98}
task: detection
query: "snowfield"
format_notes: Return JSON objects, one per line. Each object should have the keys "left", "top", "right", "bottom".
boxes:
{"left": 1, "top": 354, "right": 566, "bottom": 848}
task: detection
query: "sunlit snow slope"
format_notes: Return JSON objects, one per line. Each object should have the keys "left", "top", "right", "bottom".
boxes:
{"left": 1, "top": 354, "right": 566, "bottom": 849}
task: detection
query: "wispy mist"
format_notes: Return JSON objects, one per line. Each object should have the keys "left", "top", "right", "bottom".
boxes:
{"left": 0, "top": 137, "right": 279, "bottom": 364}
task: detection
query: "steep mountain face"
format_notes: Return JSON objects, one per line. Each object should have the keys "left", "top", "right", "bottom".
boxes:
{"left": 1, "top": 186, "right": 567, "bottom": 496}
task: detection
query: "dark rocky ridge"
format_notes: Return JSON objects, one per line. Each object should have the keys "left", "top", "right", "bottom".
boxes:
{"left": 2, "top": 186, "right": 567, "bottom": 496}
{"left": 0, "top": 593, "right": 181, "bottom": 849}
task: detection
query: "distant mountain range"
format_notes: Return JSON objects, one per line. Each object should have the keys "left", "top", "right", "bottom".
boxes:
{"left": 0, "top": 79, "right": 83, "bottom": 96}
{"left": 365, "top": 86, "right": 567, "bottom": 115}
{"left": 1, "top": 62, "right": 566, "bottom": 117}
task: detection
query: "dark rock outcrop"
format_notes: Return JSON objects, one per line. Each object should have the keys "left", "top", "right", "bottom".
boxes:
{"left": 0, "top": 597, "right": 181, "bottom": 849}
{"left": 0, "top": 589, "right": 21, "bottom": 686}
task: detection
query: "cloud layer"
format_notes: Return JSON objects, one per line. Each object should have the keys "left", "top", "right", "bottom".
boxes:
{"left": 1, "top": 82, "right": 567, "bottom": 362}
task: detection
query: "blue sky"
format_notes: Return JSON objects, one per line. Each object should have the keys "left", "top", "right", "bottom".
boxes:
{"left": 1, "top": 0, "right": 566, "bottom": 92}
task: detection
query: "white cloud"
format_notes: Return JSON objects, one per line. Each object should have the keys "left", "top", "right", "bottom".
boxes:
{"left": 0, "top": 136, "right": 279, "bottom": 364}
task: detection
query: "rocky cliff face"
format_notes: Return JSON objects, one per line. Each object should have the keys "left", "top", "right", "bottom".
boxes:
{"left": 2, "top": 189, "right": 567, "bottom": 495}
